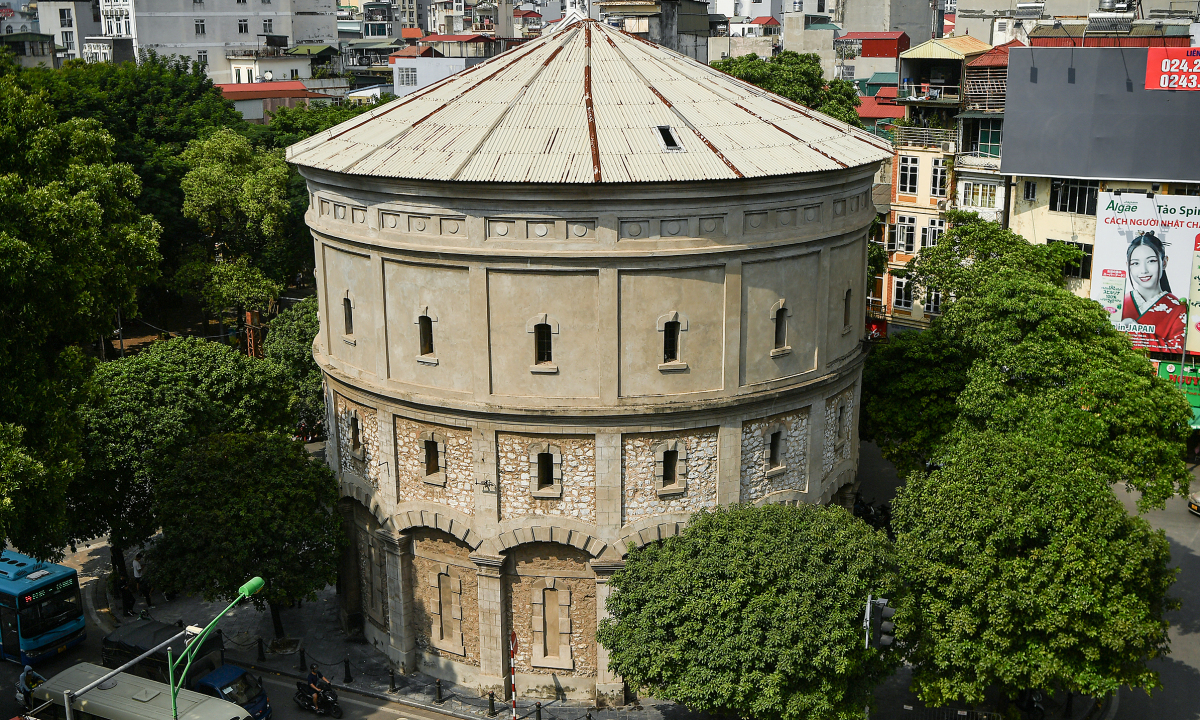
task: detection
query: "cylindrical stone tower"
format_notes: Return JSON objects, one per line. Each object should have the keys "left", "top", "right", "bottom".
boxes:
{"left": 288, "top": 17, "right": 889, "bottom": 705}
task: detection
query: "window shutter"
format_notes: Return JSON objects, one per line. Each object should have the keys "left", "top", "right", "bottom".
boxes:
{"left": 887, "top": 225, "right": 897, "bottom": 252}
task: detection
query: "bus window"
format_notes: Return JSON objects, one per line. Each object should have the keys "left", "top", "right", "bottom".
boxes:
{"left": 19, "top": 580, "right": 80, "bottom": 638}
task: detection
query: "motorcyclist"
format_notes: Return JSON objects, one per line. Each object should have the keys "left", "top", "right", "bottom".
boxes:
{"left": 306, "top": 663, "right": 329, "bottom": 709}
{"left": 18, "top": 665, "right": 46, "bottom": 708}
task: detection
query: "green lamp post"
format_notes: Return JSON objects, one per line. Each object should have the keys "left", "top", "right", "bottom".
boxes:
{"left": 168, "top": 577, "right": 265, "bottom": 720}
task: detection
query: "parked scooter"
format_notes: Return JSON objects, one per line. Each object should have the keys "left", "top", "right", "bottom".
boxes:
{"left": 293, "top": 680, "right": 342, "bottom": 718}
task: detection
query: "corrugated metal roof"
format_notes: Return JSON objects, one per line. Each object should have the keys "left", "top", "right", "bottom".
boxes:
{"left": 900, "top": 35, "right": 991, "bottom": 60}
{"left": 286, "top": 19, "right": 890, "bottom": 184}
{"left": 967, "top": 38, "right": 1023, "bottom": 67}
{"left": 839, "top": 31, "right": 905, "bottom": 40}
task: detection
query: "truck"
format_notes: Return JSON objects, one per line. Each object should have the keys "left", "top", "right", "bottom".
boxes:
{"left": 101, "top": 620, "right": 271, "bottom": 720}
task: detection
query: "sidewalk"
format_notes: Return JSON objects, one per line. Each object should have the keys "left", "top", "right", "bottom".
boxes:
{"left": 90, "top": 576, "right": 1115, "bottom": 720}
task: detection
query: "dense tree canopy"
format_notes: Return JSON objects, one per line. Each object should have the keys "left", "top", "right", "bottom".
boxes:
{"left": 73, "top": 337, "right": 291, "bottom": 564}
{"left": 0, "top": 76, "right": 161, "bottom": 557}
{"left": 245, "top": 100, "right": 376, "bottom": 150}
{"left": 863, "top": 212, "right": 1191, "bottom": 507}
{"left": 264, "top": 296, "right": 323, "bottom": 429}
{"left": 711, "top": 52, "right": 863, "bottom": 128}
{"left": 598, "top": 504, "right": 900, "bottom": 720}
{"left": 151, "top": 432, "right": 343, "bottom": 638}
{"left": 893, "top": 431, "right": 1177, "bottom": 705}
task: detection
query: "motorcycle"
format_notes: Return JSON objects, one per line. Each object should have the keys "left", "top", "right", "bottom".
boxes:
{"left": 294, "top": 680, "right": 343, "bottom": 718}
{"left": 15, "top": 676, "right": 43, "bottom": 710}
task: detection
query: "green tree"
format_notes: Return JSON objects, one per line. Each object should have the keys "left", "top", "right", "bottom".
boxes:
{"left": 13, "top": 52, "right": 245, "bottom": 278}
{"left": 711, "top": 51, "right": 863, "bottom": 128}
{"left": 73, "top": 337, "right": 291, "bottom": 575}
{"left": 0, "top": 76, "right": 161, "bottom": 558}
{"left": 893, "top": 430, "right": 1177, "bottom": 706}
{"left": 264, "top": 297, "right": 324, "bottom": 430}
{"left": 597, "top": 504, "right": 900, "bottom": 720}
{"left": 861, "top": 212, "right": 1191, "bottom": 507}
{"left": 151, "top": 432, "right": 343, "bottom": 638}
{"left": 245, "top": 100, "right": 377, "bottom": 150}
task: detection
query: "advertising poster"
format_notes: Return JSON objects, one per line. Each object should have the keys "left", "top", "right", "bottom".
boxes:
{"left": 1091, "top": 192, "right": 1200, "bottom": 354}
{"left": 1145, "top": 48, "right": 1200, "bottom": 91}
{"left": 1156, "top": 361, "right": 1200, "bottom": 429}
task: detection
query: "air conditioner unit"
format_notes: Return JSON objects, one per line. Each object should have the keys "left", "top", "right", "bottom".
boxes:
{"left": 940, "top": 141, "right": 955, "bottom": 153}
{"left": 936, "top": 200, "right": 948, "bottom": 210}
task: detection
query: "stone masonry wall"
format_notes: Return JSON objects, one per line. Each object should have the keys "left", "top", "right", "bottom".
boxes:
{"left": 395, "top": 418, "right": 474, "bottom": 514}
{"left": 410, "top": 529, "right": 481, "bottom": 667}
{"left": 740, "top": 409, "right": 809, "bottom": 502}
{"left": 497, "top": 434, "right": 597, "bottom": 522}
{"left": 822, "top": 386, "right": 856, "bottom": 477}
{"left": 336, "top": 394, "right": 381, "bottom": 487}
{"left": 503, "top": 543, "right": 597, "bottom": 678}
{"left": 622, "top": 428, "right": 719, "bottom": 525}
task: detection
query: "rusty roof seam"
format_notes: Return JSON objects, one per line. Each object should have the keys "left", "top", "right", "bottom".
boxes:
{"left": 584, "top": 23, "right": 602, "bottom": 183}
{"left": 599, "top": 25, "right": 744, "bottom": 179}
{"left": 448, "top": 27, "right": 580, "bottom": 180}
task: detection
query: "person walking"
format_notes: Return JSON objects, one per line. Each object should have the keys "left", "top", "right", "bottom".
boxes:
{"left": 132, "top": 552, "right": 153, "bottom": 608}
{"left": 119, "top": 574, "right": 136, "bottom": 617}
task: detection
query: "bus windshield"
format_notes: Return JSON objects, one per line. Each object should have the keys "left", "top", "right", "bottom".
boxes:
{"left": 19, "top": 582, "right": 80, "bottom": 638}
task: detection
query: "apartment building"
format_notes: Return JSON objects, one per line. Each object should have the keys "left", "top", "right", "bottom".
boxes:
{"left": 85, "top": 0, "right": 336, "bottom": 83}
{"left": 39, "top": 0, "right": 102, "bottom": 60}
{"left": 950, "top": 39, "right": 1018, "bottom": 224}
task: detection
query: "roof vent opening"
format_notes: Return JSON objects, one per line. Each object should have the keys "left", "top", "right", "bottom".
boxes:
{"left": 657, "top": 125, "right": 684, "bottom": 152}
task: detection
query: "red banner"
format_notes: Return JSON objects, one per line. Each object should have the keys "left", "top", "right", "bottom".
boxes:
{"left": 1146, "top": 48, "right": 1200, "bottom": 90}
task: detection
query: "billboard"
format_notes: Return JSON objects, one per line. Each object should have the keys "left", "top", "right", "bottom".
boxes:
{"left": 1155, "top": 361, "right": 1200, "bottom": 429}
{"left": 1145, "top": 48, "right": 1200, "bottom": 91}
{"left": 1092, "top": 192, "right": 1200, "bottom": 353}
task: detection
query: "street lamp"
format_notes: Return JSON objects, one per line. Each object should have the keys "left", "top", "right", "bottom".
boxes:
{"left": 167, "top": 577, "right": 265, "bottom": 720}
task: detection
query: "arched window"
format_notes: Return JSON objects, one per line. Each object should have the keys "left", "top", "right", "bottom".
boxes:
{"left": 527, "top": 443, "right": 562, "bottom": 497}
{"left": 534, "top": 323, "right": 552, "bottom": 365}
{"left": 663, "top": 320, "right": 680, "bottom": 363}
{"left": 843, "top": 288, "right": 853, "bottom": 329}
{"left": 343, "top": 296, "right": 354, "bottom": 335}
{"left": 419, "top": 315, "right": 434, "bottom": 356}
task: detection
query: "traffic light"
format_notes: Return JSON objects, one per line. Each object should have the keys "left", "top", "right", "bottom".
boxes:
{"left": 863, "top": 595, "right": 896, "bottom": 649}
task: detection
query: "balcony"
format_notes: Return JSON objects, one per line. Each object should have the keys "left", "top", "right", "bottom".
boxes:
{"left": 226, "top": 46, "right": 290, "bottom": 58}
{"left": 891, "top": 126, "right": 956, "bottom": 150}
{"left": 956, "top": 150, "right": 1002, "bottom": 171}
{"left": 897, "top": 83, "right": 961, "bottom": 104}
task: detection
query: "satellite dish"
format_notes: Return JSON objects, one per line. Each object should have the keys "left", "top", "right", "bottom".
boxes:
{"left": 263, "top": 70, "right": 274, "bottom": 80}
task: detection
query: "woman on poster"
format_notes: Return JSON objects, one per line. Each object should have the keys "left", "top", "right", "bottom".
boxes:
{"left": 1118, "top": 231, "right": 1187, "bottom": 352}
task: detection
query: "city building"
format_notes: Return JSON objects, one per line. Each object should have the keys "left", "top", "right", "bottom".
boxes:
{"left": 832, "top": 30, "right": 907, "bottom": 82}
{"left": 0, "top": 31, "right": 61, "bottom": 68}
{"left": 214, "top": 79, "right": 332, "bottom": 121}
{"left": 287, "top": 16, "right": 887, "bottom": 704}
{"left": 953, "top": 0, "right": 1190, "bottom": 44}
{"left": 1003, "top": 46, "right": 1200, "bottom": 303}
{"left": 38, "top": 0, "right": 101, "bottom": 61}
{"left": 0, "top": 1, "right": 40, "bottom": 34}
{"left": 596, "top": 0, "right": 711, "bottom": 61}
{"left": 86, "top": 0, "right": 337, "bottom": 84}
{"left": 949, "top": 39, "right": 1018, "bottom": 224}
{"left": 878, "top": 34, "right": 989, "bottom": 332}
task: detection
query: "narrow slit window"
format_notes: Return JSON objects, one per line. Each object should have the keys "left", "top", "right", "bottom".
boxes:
{"left": 837, "top": 404, "right": 847, "bottom": 440}
{"left": 537, "top": 452, "right": 554, "bottom": 489}
{"left": 535, "top": 323, "right": 553, "bottom": 364}
{"left": 543, "top": 588, "right": 560, "bottom": 657}
{"left": 663, "top": 320, "right": 680, "bottom": 362}
{"left": 662, "top": 450, "right": 678, "bottom": 486}
{"left": 350, "top": 416, "right": 361, "bottom": 451}
{"left": 657, "top": 125, "right": 680, "bottom": 150}
{"left": 343, "top": 297, "right": 354, "bottom": 335}
{"left": 773, "top": 308, "right": 787, "bottom": 349}
{"left": 419, "top": 315, "right": 434, "bottom": 356}
{"left": 769, "top": 431, "right": 783, "bottom": 468}
{"left": 424, "top": 439, "right": 440, "bottom": 475}
{"left": 437, "top": 573, "right": 454, "bottom": 640}
{"left": 843, "top": 288, "right": 853, "bottom": 327}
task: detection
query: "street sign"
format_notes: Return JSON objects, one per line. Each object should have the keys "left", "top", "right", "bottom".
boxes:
{"left": 509, "top": 630, "right": 517, "bottom": 652}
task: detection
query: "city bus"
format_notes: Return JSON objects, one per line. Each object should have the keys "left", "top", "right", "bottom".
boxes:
{"left": 0, "top": 550, "right": 86, "bottom": 664}
{"left": 31, "top": 662, "right": 251, "bottom": 720}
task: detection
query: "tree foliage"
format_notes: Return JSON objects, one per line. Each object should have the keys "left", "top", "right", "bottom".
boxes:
{"left": 176, "top": 255, "right": 283, "bottom": 317}
{"left": 711, "top": 52, "right": 863, "bottom": 128}
{"left": 245, "top": 100, "right": 376, "bottom": 150}
{"left": 0, "top": 76, "right": 161, "bottom": 557}
{"left": 150, "top": 432, "right": 343, "bottom": 638}
{"left": 597, "top": 504, "right": 900, "bottom": 720}
{"left": 862, "top": 212, "right": 1191, "bottom": 507}
{"left": 73, "top": 337, "right": 291, "bottom": 556}
{"left": 12, "top": 52, "right": 244, "bottom": 277}
{"left": 893, "top": 431, "right": 1177, "bottom": 705}
{"left": 264, "top": 296, "right": 324, "bottom": 429}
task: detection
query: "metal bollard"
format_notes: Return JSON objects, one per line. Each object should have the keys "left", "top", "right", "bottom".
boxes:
{"left": 298, "top": 649, "right": 307, "bottom": 672}
{"left": 488, "top": 691, "right": 495, "bottom": 716}
{"left": 536, "top": 702, "right": 542, "bottom": 720}
{"left": 343, "top": 658, "right": 353, "bottom": 684}
{"left": 257, "top": 638, "right": 266, "bottom": 662}
{"left": 389, "top": 668, "right": 397, "bottom": 693}
{"left": 435, "top": 678, "right": 443, "bottom": 703}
